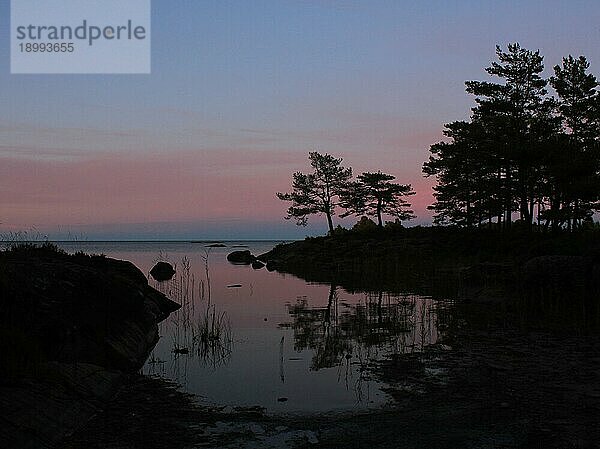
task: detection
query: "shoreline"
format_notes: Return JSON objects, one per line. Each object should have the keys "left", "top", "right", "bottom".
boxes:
{"left": 257, "top": 228, "right": 600, "bottom": 303}
{"left": 3, "top": 235, "right": 600, "bottom": 448}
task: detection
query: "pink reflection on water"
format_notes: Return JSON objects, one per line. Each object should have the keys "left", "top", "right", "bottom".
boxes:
{"left": 59, "top": 241, "right": 441, "bottom": 412}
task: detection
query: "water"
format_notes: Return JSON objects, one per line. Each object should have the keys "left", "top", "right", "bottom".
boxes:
{"left": 57, "top": 241, "right": 441, "bottom": 413}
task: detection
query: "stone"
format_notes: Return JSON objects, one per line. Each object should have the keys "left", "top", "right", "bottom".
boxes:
{"left": 266, "top": 260, "right": 279, "bottom": 272}
{"left": 226, "top": 250, "right": 256, "bottom": 265}
{"left": 0, "top": 246, "right": 180, "bottom": 448}
{"left": 149, "top": 261, "right": 176, "bottom": 281}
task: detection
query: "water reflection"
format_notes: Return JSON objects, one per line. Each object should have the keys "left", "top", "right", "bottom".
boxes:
{"left": 147, "top": 254, "right": 445, "bottom": 409}
{"left": 280, "top": 284, "right": 441, "bottom": 402}
{"left": 56, "top": 242, "right": 447, "bottom": 412}
{"left": 147, "top": 253, "right": 233, "bottom": 383}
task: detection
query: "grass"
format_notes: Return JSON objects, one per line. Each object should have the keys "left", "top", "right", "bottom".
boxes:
{"left": 149, "top": 251, "right": 233, "bottom": 372}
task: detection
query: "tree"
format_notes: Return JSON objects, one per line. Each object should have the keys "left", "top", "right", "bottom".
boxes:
{"left": 340, "top": 171, "right": 415, "bottom": 227}
{"left": 277, "top": 152, "right": 352, "bottom": 233}
{"left": 551, "top": 56, "right": 600, "bottom": 142}
{"left": 423, "top": 121, "right": 499, "bottom": 227}
{"left": 547, "top": 56, "right": 600, "bottom": 230}
{"left": 466, "top": 43, "right": 552, "bottom": 229}
{"left": 424, "top": 43, "right": 578, "bottom": 230}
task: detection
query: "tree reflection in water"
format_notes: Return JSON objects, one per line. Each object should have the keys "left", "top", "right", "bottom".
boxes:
{"left": 280, "top": 284, "right": 442, "bottom": 399}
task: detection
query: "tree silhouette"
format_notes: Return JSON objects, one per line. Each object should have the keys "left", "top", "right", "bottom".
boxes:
{"left": 547, "top": 56, "right": 600, "bottom": 230}
{"left": 277, "top": 152, "right": 352, "bottom": 233}
{"left": 466, "top": 43, "right": 552, "bottom": 230}
{"left": 424, "top": 43, "right": 600, "bottom": 231}
{"left": 340, "top": 171, "right": 415, "bottom": 227}
{"left": 423, "top": 121, "right": 499, "bottom": 227}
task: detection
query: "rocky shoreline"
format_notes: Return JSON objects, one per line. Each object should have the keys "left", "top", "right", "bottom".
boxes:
{"left": 0, "top": 244, "right": 180, "bottom": 449}
{"left": 3, "top": 238, "right": 600, "bottom": 449}
{"left": 257, "top": 229, "right": 600, "bottom": 304}
{"left": 62, "top": 321, "right": 600, "bottom": 449}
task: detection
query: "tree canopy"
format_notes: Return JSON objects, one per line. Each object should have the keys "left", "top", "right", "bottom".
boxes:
{"left": 278, "top": 153, "right": 414, "bottom": 233}
{"left": 340, "top": 171, "right": 415, "bottom": 227}
{"left": 277, "top": 152, "right": 352, "bottom": 233}
{"left": 424, "top": 43, "right": 600, "bottom": 231}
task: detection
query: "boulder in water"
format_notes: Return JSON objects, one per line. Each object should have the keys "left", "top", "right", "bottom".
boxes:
{"left": 150, "top": 262, "right": 176, "bottom": 281}
{"left": 227, "top": 250, "right": 256, "bottom": 265}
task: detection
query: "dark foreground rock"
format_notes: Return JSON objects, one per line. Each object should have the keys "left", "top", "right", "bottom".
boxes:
{"left": 0, "top": 244, "right": 180, "bottom": 449}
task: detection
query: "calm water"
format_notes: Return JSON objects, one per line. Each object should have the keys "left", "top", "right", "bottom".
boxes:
{"left": 58, "top": 241, "right": 442, "bottom": 413}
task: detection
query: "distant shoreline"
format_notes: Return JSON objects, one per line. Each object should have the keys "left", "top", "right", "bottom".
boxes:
{"left": 0, "top": 239, "right": 300, "bottom": 244}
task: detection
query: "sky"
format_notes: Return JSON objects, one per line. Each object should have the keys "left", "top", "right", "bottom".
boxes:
{"left": 1, "top": 0, "right": 600, "bottom": 240}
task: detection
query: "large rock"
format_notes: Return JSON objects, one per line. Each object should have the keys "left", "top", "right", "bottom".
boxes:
{"left": 0, "top": 245, "right": 180, "bottom": 448}
{"left": 227, "top": 250, "right": 256, "bottom": 265}
{"left": 1, "top": 251, "right": 180, "bottom": 371}
{"left": 150, "top": 261, "right": 176, "bottom": 281}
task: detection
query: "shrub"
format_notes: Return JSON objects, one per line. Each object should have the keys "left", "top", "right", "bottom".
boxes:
{"left": 352, "top": 216, "right": 379, "bottom": 233}
{"left": 329, "top": 225, "right": 349, "bottom": 236}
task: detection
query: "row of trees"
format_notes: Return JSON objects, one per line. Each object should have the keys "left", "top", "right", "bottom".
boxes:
{"left": 278, "top": 44, "right": 599, "bottom": 233}
{"left": 423, "top": 44, "right": 600, "bottom": 231}
{"left": 277, "top": 152, "right": 415, "bottom": 233}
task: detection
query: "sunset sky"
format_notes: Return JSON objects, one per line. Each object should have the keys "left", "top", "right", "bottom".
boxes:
{"left": 1, "top": 0, "right": 600, "bottom": 239}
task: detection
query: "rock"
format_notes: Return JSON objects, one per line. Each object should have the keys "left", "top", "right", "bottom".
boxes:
{"left": 305, "top": 430, "right": 319, "bottom": 444}
{"left": 265, "top": 260, "right": 279, "bottom": 272}
{"left": 251, "top": 260, "right": 265, "bottom": 270}
{"left": 0, "top": 245, "right": 180, "bottom": 448}
{"left": 227, "top": 250, "right": 256, "bottom": 265}
{"left": 149, "top": 262, "right": 176, "bottom": 281}
{"left": 249, "top": 424, "right": 265, "bottom": 435}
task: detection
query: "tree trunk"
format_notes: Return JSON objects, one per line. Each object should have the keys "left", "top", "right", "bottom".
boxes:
{"left": 551, "top": 194, "right": 559, "bottom": 233}
{"left": 326, "top": 212, "right": 334, "bottom": 234}
{"left": 377, "top": 199, "right": 383, "bottom": 227}
{"left": 324, "top": 284, "right": 336, "bottom": 324}
{"left": 528, "top": 198, "right": 535, "bottom": 230}
{"left": 505, "top": 167, "right": 512, "bottom": 230}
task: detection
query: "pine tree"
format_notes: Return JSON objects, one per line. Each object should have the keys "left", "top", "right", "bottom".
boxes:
{"left": 277, "top": 152, "right": 352, "bottom": 233}
{"left": 340, "top": 171, "right": 415, "bottom": 227}
{"left": 548, "top": 56, "right": 600, "bottom": 229}
{"left": 466, "top": 43, "right": 552, "bottom": 229}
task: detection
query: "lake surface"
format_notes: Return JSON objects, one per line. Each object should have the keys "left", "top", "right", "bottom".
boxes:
{"left": 58, "top": 241, "right": 442, "bottom": 413}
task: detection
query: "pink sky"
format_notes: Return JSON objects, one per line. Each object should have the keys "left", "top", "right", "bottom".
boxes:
{"left": 0, "top": 146, "right": 436, "bottom": 237}
{"left": 3, "top": 1, "right": 599, "bottom": 239}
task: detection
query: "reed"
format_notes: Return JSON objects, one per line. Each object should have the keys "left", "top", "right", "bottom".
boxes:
{"left": 149, "top": 250, "right": 233, "bottom": 376}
